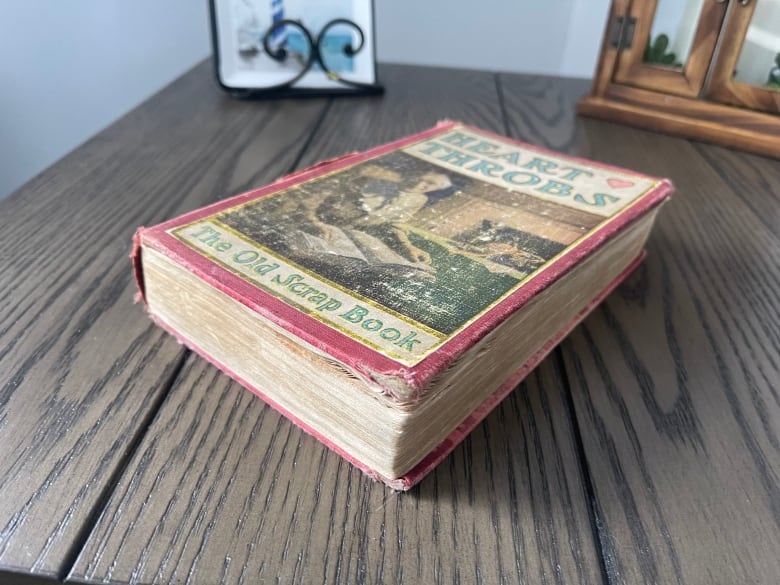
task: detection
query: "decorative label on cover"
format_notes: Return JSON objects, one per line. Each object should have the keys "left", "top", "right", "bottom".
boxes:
{"left": 171, "top": 126, "right": 661, "bottom": 366}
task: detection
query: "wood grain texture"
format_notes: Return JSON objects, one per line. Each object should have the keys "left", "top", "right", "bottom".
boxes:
{"left": 497, "top": 74, "right": 590, "bottom": 154}
{"left": 603, "top": 84, "right": 780, "bottom": 136}
{"left": 69, "top": 66, "right": 603, "bottom": 585}
{"left": 612, "top": 0, "right": 727, "bottom": 98}
{"left": 704, "top": 0, "right": 780, "bottom": 114}
{"left": 0, "top": 61, "right": 328, "bottom": 581}
{"left": 689, "top": 143, "right": 780, "bottom": 234}
{"left": 11, "top": 61, "right": 778, "bottom": 585}
{"left": 296, "top": 64, "right": 507, "bottom": 167}
{"left": 588, "top": 0, "right": 628, "bottom": 98}
{"left": 69, "top": 355, "right": 601, "bottom": 585}
{"left": 523, "top": 109, "right": 780, "bottom": 584}
{"left": 580, "top": 0, "right": 780, "bottom": 161}
{"left": 577, "top": 89, "right": 780, "bottom": 160}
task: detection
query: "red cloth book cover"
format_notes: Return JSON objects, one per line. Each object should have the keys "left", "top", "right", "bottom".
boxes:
{"left": 133, "top": 121, "right": 673, "bottom": 490}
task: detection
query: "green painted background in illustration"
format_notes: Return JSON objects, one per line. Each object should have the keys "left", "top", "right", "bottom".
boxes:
{"left": 219, "top": 151, "right": 575, "bottom": 335}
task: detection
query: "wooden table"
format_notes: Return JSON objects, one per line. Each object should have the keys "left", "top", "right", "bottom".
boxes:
{"left": 1, "top": 63, "right": 778, "bottom": 585}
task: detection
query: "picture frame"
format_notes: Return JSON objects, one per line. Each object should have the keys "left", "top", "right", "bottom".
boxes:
{"left": 209, "top": 0, "right": 383, "bottom": 98}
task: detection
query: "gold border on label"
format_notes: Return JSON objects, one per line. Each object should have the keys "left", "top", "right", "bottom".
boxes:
{"left": 209, "top": 219, "right": 445, "bottom": 338}
{"left": 171, "top": 223, "right": 440, "bottom": 365}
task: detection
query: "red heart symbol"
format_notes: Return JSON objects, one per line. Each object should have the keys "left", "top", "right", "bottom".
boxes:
{"left": 607, "top": 178, "right": 634, "bottom": 189}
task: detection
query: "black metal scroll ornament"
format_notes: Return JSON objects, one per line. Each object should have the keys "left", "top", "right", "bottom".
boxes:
{"left": 233, "top": 18, "right": 383, "bottom": 98}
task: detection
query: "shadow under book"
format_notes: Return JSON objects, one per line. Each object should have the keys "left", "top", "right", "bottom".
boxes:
{"left": 132, "top": 122, "right": 672, "bottom": 490}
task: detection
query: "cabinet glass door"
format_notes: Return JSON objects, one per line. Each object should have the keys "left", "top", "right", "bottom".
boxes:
{"left": 706, "top": 0, "right": 780, "bottom": 113}
{"left": 613, "top": 0, "right": 728, "bottom": 97}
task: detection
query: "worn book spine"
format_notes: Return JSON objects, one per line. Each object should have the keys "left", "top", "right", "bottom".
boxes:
{"left": 136, "top": 248, "right": 646, "bottom": 490}
{"left": 395, "top": 252, "right": 645, "bottom": 489}
{"left": 133, "top": 122, "right": 672, "bottom": 390}
{"left": 133, "top": 121, "right": 673, "bottom": 489}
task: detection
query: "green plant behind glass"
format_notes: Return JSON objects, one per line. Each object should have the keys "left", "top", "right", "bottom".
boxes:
{"left": 644, "top": 34, "right": 682, "bottom": 68}
{"left": 767, "top": 53, "right": 780, "bottom": 90}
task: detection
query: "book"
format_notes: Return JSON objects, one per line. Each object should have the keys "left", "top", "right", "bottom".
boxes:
{"left": 132, "top": 121, "right": 673, "bottom": 490}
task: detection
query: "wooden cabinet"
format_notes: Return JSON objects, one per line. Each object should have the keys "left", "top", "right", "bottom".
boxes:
{"left": 579, "top": 0, "right": 780, "bottom": 158}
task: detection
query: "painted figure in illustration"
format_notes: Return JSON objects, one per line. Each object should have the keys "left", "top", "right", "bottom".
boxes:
{"left": 299, "top": 166, "right": 456, "bottom": 276}
{"left": 219, "top": 150, "right": 581, "bottom": 333}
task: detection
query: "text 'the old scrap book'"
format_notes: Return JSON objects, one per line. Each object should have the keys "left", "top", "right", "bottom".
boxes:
{"left": 132, "top": 122, "right": 673, "bottom": 490}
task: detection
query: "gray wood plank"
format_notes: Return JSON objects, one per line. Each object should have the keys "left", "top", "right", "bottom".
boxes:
{"left": 69, "top": 357, "right": 602, "bottom": 585}
{"left": 295, "top": 64, "right": 507, "bottom": 167}
{"left": 69, "top": 65, "right": 603, "bottom": 585}
{"left": 0, "top": 61, "right": 328, "bottom": 580}
{"left": 506, "top": 72, "right": 780, "bottom": 584}
{"left": 689, "top": 143, "right": 780, "bottom": 235}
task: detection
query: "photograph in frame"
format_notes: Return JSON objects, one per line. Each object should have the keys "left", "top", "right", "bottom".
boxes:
{"left": 210, "top": 0, "right": 378, "bottom": 94}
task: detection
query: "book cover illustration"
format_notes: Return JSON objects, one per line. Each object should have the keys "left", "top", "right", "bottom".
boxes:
{"left": 167, "top": 125, "right": 663, "bottom": 369}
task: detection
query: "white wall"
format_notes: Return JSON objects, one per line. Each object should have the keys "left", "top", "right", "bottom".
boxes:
{"left": 559, "top": 0, "right": 612, "bottom": 77}
{"left": 0, "top": 1, "right": 211, "bottom": 200}
{"left": 0, "top": 0, "right": 611, "bottom": 200}
{"left": 375, "top": 0, "right": 610, "bottom": 77}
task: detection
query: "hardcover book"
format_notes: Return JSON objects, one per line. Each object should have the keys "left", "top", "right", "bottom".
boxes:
{"left": 132, "top": 122, "right": 673, "bottom": 490}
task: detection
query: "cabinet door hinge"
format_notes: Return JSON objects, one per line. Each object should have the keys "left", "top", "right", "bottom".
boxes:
{"left": 609, "top": 15, "right": 637, "bottom": 50}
